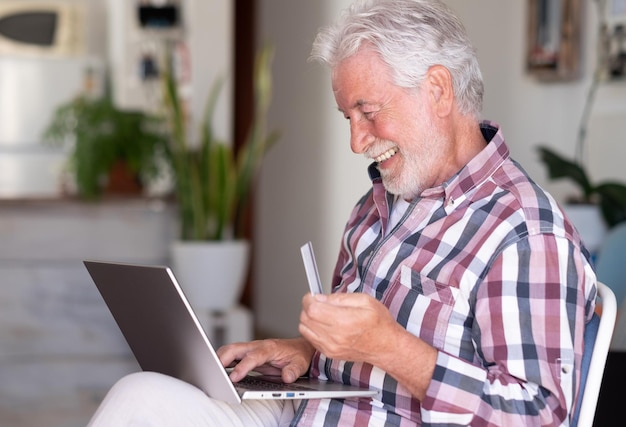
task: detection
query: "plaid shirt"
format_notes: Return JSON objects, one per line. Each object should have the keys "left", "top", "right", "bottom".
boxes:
{"left": 292, "top": 122, "right": 597, "bottom": 426}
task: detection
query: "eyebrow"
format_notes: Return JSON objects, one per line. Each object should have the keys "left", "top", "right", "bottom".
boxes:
{"left": 337, "top": 99, "right": 370, "bottom": 114}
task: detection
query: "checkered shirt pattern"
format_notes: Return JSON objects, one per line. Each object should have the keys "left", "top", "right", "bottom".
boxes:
{"left": 291, "top": 122, "right": 597, "bottom": 426}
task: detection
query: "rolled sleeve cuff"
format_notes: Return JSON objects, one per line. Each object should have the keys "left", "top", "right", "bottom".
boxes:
{"left": 421, "top": 351, "right": 487, "bottom": 425}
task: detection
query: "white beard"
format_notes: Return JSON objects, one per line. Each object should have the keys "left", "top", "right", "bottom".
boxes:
{"left": 377, "top": 128, "right": 446, "bottom": 200}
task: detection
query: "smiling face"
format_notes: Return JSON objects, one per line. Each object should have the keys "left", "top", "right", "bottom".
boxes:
{"left": 332, "top": 48, "right": 453, "bottom": 200}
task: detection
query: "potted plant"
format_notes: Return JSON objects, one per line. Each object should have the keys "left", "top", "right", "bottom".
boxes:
{"left": 161, "top": 44, "right": 279, "bottom": 311}
{"left": 43, "top": 90, "right": 167, "bottom": 200}
{"left": 536, "top": 0, "right": 626, "bottom": 253}
{"left": 537, "top": 146, "right": 626, "bottom": 228}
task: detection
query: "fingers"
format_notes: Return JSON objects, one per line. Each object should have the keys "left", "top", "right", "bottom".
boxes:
{"left": 301, "top": 292, "right": 378, "bottom": 331}
{"left": 299, "top": 292, "right": 393, "bottom": 362}
{"left": 302, "top": 292, "right": 374, "bottom": 312}
{"left": 216, "top": 338, "right": 315, "bottom": 384}
{"left": 217, "top": 341, "right": 264, "bottom": 381}
{"left": 216, "top": 341, "right": 254, "bottom": 367}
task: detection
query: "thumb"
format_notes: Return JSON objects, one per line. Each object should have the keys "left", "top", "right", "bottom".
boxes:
{"left": 282, "top": 365, "right": 300, "bottom": 383}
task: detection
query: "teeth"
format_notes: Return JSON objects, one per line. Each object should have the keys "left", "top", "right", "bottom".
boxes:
{"left": 373, "top": 148, "right": 398, "bottom": 163}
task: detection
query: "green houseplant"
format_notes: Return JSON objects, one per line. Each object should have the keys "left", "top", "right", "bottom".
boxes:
{"left": 44, "top": 91, "right": 167, "bottom": 200}
{"left": 537, "top": 146, "right": 626, "bottom": 228}
{"left": 161, "top": 44, "right": 279, "bottom": 311}
{"left": 162, "top": 44, "right": 280, "bottom": 241}
{"left": 537, "top": 0, "right": 626, "bottom": 230}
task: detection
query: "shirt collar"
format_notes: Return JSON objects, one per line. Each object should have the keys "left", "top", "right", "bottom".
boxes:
{"left": 442, "top": 120, "right": 508, "bottom": 207}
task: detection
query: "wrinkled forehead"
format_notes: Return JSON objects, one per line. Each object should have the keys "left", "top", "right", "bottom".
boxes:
{"left": 331, "top": 48, "right": 394, "bottom": 91}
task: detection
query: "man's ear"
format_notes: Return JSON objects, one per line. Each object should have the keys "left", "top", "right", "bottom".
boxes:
{"left": 426, "top": 65, "right": 454, "bottom": 117}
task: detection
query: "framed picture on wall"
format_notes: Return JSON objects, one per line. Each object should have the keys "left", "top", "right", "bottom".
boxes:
{"left": 527, "top": 0, "right": 581, "bottom": 81}
{"left": 604, "top": 0, "right": 626, "bottom": 79}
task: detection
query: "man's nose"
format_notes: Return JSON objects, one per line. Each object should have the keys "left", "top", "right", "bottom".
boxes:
{"left": 349, "top": 119, "right": 373, "bottom": 154}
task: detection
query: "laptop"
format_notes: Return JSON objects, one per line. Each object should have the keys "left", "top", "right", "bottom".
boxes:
{"left": 84, "top": 260, "right": 378, "bottom": 404}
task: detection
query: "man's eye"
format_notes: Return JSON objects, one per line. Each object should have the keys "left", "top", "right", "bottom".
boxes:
{"left": 363, "top": 111, "right": 375, "bottom": 119}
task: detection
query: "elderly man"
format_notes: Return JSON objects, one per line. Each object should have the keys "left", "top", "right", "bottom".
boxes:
{"left": 88, "top": 1, "right": 596, "bottom": 425}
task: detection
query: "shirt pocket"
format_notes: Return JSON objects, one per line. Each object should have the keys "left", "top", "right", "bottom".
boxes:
{"left": 382, "top": 265, "right": 458, "bottom": 350}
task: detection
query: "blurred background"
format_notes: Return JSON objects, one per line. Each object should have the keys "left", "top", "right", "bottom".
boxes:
{"left": 1, "top": 0, "right": 625, "bottom": 426}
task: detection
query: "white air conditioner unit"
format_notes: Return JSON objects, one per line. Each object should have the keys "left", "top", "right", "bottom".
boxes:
{"left": 0, "top": 1, "right": 84, "bottom": 57}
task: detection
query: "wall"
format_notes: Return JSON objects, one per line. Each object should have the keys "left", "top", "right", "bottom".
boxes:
{"left": 254, "top": 0, "right": 626, "bottom": 337}
{"left": 255, "top": 0, "right": 368, "bottom": 338}
{"left": 107, "top": 0, "right": 233, "bottom": 143}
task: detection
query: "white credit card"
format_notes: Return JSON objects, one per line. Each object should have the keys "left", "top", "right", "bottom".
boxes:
{"left": 300, "top": 241, "right": 323, "bottom": 294}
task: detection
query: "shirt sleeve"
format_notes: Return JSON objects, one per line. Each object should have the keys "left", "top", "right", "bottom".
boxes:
{"left": 420, "top": 233, "right": 596, "bottom": 426}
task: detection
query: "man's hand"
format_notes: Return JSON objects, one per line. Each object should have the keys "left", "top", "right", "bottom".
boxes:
{"left": 298, "top": 292, "right": 402, "bottom": 364}
{"left": 299, "top": 292, "right": 437, "bottom": 401}
{"left": 217, "top": 337, "right": 315, "bottom": 384}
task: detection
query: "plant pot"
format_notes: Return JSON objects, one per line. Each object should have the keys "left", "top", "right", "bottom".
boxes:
{"left": 105, "top": 160, "right": 143, "bottom": 195}
{"left": 562, "top": 203, "right": 608, "bottom": 257}
{"left": 170, "top": 240, "right": 250, "bottom": 312}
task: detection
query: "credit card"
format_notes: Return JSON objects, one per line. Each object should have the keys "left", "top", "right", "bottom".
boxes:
{"left": 300, "top": 241, "right": 323, "bottom": 294}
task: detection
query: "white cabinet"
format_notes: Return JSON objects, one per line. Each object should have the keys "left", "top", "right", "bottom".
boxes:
{"left": 0, "top": 199, "right": 176, "bottom": 427}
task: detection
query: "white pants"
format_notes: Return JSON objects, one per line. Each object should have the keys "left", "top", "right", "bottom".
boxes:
{"left": 87, "top": 372, "right": 298, "bottom": 427}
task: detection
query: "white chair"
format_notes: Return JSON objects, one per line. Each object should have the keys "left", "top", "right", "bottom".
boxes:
{"left": 594, "top": 222, "right": 626, "bottom": 351}
{"left": 595, "top": 222, "right": 626, "bottom": 310}
{"left": 571, "top": 281, "right": 617, "bottom": 427}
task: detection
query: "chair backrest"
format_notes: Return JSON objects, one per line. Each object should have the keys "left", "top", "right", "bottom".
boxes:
{"left": 595, "top": 222, "right": 626, "bottom": 308}
{"left": 571, "top": 281, "right": 617, "bottom": 427}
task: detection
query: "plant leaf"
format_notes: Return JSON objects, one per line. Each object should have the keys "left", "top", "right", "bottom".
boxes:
{"left": 161, "top": 44, "right": 279, "bottom": 241}
{"left": 537, "top": 146, "right": 594, "bottom": 200}
{"left": 596, "top": 182, "right": 626, "bottom": 227}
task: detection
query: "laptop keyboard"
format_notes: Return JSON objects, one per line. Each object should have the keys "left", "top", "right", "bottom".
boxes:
{"left": 236, "top": 376, "right": 313, "bottom": 391}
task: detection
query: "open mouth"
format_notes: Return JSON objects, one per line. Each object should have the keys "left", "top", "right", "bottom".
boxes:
{"left": 372, "top": 147, "right": 398, "bottom": 163}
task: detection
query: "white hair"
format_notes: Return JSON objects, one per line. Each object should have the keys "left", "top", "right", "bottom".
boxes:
{"left": 310, "top": 0, "right": 484, "bottom": 119}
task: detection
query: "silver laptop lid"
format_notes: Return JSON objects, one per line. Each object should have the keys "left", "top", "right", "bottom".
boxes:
{"left": 84, "top": 260, "right": 378, "bottom": 403}
{"left": 84, "top": 260, "right": 242, "bottom": 404}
